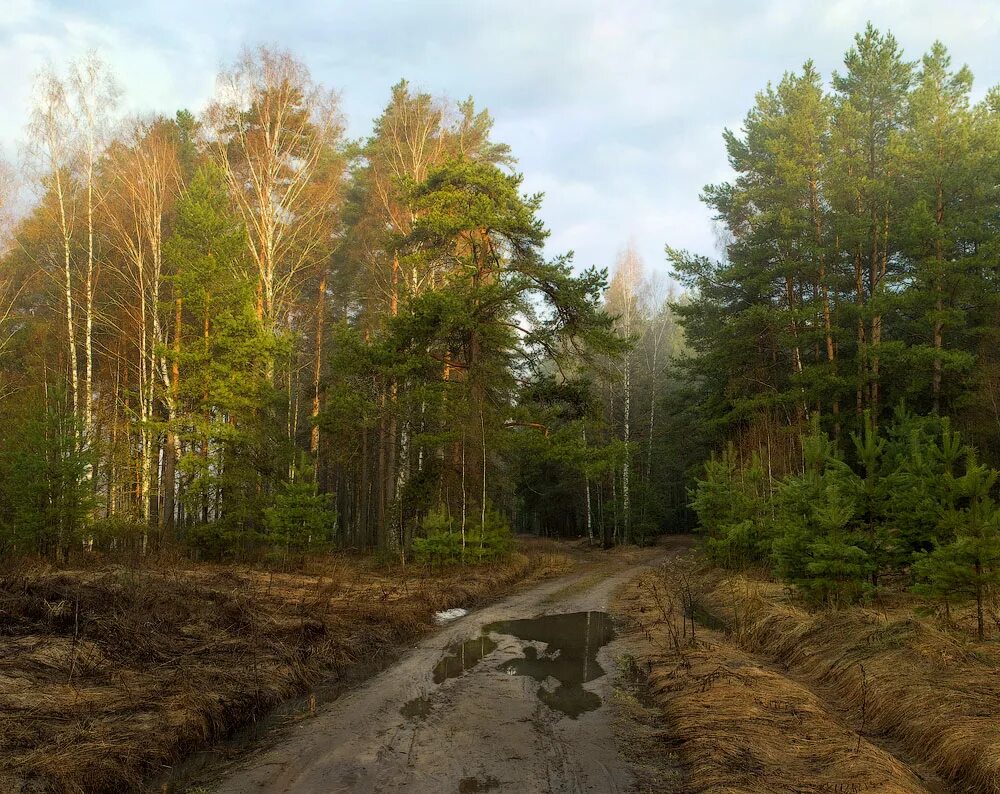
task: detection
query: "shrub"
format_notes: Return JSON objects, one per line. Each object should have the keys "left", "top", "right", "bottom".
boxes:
{"left": 771, "top": 428, "right": 873, "bottom": 605}
{"left": 692, "top": 410, "right": 1000, "bottom": 621}
{"left": 186, "top": 521, "right": 247, "bottom": 561}
{"left": 89, "top": 516, "right": 148, "bottom": 554}
{"left": 263, "top": 479, "right": 336, "bottom": 554}
{"left": 412, "top": 504, "right": 514, "bottom": 564}
{"left": 690, "top": 448, "right": 772, "bottom": 568}
{"left": 912, "top": 454, "right": 1000, "bottom": 639}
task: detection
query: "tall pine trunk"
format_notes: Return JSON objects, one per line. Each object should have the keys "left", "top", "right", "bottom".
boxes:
{"left": 932, "top": 181, "right": 945, "bottom": 413}
{"left": 311, "top": 275, "right": 325, "bottom": 461}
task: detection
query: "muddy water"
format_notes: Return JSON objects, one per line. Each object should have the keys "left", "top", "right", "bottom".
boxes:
{"left": 161, "top": 612, "right": 506, "bottom": 788}
{"left": 403, "top": 611, "right": 616, "bottom": 721}
{"left": 487, "top": 611, "right": 615, "bottom": 718}
{"left": 164, "top": 611, "right": 616, "bottom": 790}
{"left": 432, "top": 634, "right": 499, "bottom": 683}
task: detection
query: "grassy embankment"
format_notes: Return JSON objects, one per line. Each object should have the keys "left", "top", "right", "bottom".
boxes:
{"left": 0, "top": 539, "right": 571, "bottom": 793}
{"left": 618, "top": 550, "right": 999, "bottom": 792}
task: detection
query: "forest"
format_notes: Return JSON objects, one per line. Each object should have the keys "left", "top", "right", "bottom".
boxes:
{"left": 5, "top": 18, "right": 1000, "bottom": 794}
{"left": 2, "top": 19, "right": 1000, "bottom": 639}
{"left": 0, "top": 48, "right": 684, "bottom": 564}
{"left": 671, "top": 24, "right": 1000, "bottom": 637}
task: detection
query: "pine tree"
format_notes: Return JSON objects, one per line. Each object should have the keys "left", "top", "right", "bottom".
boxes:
{"left": 828, "top": 25, "right": 913, "bottom": 419}
{"left": 913, "top": 452, "right": 1000, "bottom": 639}
{"left": 690, "top": 447, "right": 772, "bottom": 567}
{"left": 896, "top": 42, "right": 978, "bottom": 414}
{"left": 771, "top": 421, "right": 873, "bottom": 603}
{"left": 263, "top": 462, "right": 336, "bottom": 560}
{"left": 851, "top": 412, "right": 896, "bottom": 586}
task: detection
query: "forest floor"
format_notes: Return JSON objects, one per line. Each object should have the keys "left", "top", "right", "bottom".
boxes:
{"left": 13, "top": 539, "right": 996, "bottom": 794}
{"left": 0, "top": 538, "right": 572, "bottom": 793}
{"left": 615, "top": 549, "right": 1000, "bottom": 793}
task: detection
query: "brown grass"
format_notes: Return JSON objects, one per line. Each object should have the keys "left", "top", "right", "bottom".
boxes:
{"left": 616, "top": 559, "right": 930, "bottom": 793}
{"left": 693, "top": 570, "right": 1000, "bottom": 792}
{"left": 0, "top": 540, "right": 571, "bottom": 793}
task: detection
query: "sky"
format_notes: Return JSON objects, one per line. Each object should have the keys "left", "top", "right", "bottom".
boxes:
{"left": 3, "top": 0, "right": 1000, "bottom": 277}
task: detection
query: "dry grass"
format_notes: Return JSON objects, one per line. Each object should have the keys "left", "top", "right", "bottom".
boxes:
{"left": 0, "top": 540, "right": 571, "bottom": 793}
{"left": 694, "top": 570, "right": 1000, "bottom": 792}
{"left": 616, "top": 559, "right": 930, "bottom": 793}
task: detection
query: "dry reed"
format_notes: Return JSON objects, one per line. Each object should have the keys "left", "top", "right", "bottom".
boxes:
{"left": 616, "top": 560, "right": 932, "bottom": 793}
{"left": 0, "top": 541, "right": 570, "bottom": 793}
{"left": 696, "top": 572, "right": 1000, "bottom": 792}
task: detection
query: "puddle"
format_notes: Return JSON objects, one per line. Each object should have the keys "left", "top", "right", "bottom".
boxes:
{"left": 459, "top": 774, "right": 501, "bottom": 792}
{"left": 158, "top": 611, "right": 615, "bottom": 790}
{"left": 400, "top": 694, "right": 433, "bottom": 719}
{"left": 487, "top": 611, "right": 615, "bottom": 719}
{"left": 414, "top": 611, "right": 616, "bottom": 721}
{"left": 433, "top": 635, "right": 499, "bottom": 683}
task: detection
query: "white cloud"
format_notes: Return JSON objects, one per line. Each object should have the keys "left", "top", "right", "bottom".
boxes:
{"left": 4, "top": 0, "right": 1000, "bottom": 279}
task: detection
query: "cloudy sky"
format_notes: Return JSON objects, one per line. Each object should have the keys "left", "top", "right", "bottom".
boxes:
{"left": 3, "top": 0, "right": 1000, "bottom": 275}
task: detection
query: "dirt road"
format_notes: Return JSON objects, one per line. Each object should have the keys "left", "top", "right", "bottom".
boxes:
{"left": 213, "top": 548, "right": 665, "bottom": 794}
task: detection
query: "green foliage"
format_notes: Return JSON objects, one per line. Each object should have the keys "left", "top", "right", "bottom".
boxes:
{"left": 185, "top": 522, "right": 240, "bottom": 562}
{"left": 89, "top": 516, "right": 149, "bottom": 553}
{"left": 767, "top": 423, "right": 869, "bottom": 604}
{"left": 692, "top": 411, "right": 1000, "bottom": 619}
{"left": 772, "top": 464, "right": 873, "bottom": 606}
{"left": 0, "top": 385, "right": 93, "bottom": 559}
{"left": 912, "top": 453, "right": 1000, "bottom": 638}
{"left": 167, "top": 163, "right": 293, "bottom": 558}
{"left": 847, "top": 413, "right": 897, "bottom": 584}
{"left": 668, "top": 25, "right": 1000, "bottom": 622}
{"left": 411, "top": 528, "right": 464, "bottom": 565}
{"left": 669, "top": 25, "right": 1000, "bottom": 504}
{"left": 690, "top": 448, "right": 772, "bottom": 568}
{"left": 12, "top": 26, "right": 1000, "bottom": 576}
{"left": 323, "top": 152, "right": 621, "bottom": 549}
{"left": 799, "top": 526, "right": 874, "bottom": 607}
{"left": 510, "top": 375, "right": 624, "bottom": 540}
{"left": 263, "top": 474, "right": 337, "bottom": 554}
{"left": 880, "top": 407, "right": 963, "bottom": 559}
{"left": 469, "top": 506, "right": 516, "bottom": 561}
{"left": 411, "top": 504, "right": 514, "bottom": 565}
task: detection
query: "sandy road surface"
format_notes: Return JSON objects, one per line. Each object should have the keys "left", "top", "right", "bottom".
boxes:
{"left": 213, "top": 547, "right": 667, "bottom": 794}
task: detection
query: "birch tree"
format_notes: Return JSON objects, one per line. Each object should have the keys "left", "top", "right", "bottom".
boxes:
{"left": 206, "top": 46, "right": 343, "bottom": 341}
{"left": 26, "top": 67, "right": 80, "bottom": 428}
{"left": 0, "top": 157, "right": 20, "bottom": 369}
{"left": 106, "top": 119, "right": 181, "bottom": 532}
{"left": 605, "top": 243, "right": 644, "bottom": 543}
{"left": 639, "top": 274, "right": 674, "bottom": 498}
{"left": 67, "top": 53, "right": 119, "bottom": 451}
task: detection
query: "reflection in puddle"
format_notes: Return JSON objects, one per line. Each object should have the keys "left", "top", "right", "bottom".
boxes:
{"left": 432, "top": 635, "right": 499, "bottom": 683}
{"left": 487, "top": 611, "right": 614, "bottom": 719}
{"left": 410, "top": 612, "right": 616, "bottom": 722}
